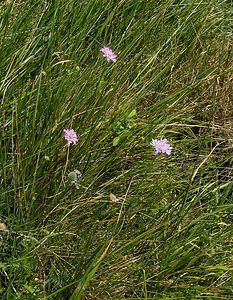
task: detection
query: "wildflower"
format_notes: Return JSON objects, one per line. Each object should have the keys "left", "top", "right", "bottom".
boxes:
{"left": 67, "top": 170, "right": 82, "bottom": 189}
{"left": 64, "top": 129, "right": 78, "bottom": 146}
{"left": 101, "top": 46, "right": 117, "bottom": 62}
{"left": 150, "top": 138, "right": 172, "bottom": 155}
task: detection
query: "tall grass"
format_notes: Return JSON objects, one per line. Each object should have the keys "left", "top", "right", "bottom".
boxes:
{"left": 0, "top": 0, "right": 232, "bottom": 299}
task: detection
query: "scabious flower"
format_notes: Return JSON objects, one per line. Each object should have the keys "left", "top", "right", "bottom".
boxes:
{"left": 101, "top": 46, "right": 117, "bottom": 62}
{"left": 150, "top": 138, "right": 172, "bottom": 155}
{"left": 64, "top": 129, "right": 78, "bottom": 146}
{"left": 67, "top": 170, "right": 82, "bottom": 189}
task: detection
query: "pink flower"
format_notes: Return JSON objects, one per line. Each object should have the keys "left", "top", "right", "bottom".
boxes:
{"left": 150, "top": 138, "right": 172, "bottom": 155}
{"left": 101, "top": 46, "right": 117, "bottom": 62}
{"left": 64, "top": 129, "right": 78, "bottom": 146}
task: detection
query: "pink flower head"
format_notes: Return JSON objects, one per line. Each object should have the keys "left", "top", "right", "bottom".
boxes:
{"left": 150, "top": 138, "right": 172, "bottom": 155}
{"left": 64, "top": 129, "right": 78, "bottom": 146}
{"left": 101, "top": 46, "right": 117, "bottom": 62}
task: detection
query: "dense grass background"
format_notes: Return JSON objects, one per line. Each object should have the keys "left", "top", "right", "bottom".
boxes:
{"left": 0, "top": 0, "right": 232, "bottom": 299}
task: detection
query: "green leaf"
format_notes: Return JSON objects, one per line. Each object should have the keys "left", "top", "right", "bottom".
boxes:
{"left": 127, "top": 109, "right": 137, "bottom": 119}
{"left": 113, "top": 136, "right": 120, "bottom": 146}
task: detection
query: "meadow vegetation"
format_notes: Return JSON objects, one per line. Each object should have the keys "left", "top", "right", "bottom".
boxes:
{"left": 0, "top": 0, "right": 232, "bottom": 299}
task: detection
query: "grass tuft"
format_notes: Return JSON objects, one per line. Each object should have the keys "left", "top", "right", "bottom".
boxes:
{"left": 0, "top": 0, "right": 232, "bottom": 299}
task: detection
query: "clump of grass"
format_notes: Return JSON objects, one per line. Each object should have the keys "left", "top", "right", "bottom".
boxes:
{"left": 0, "top": 0, "right": 232, "bottom": 299}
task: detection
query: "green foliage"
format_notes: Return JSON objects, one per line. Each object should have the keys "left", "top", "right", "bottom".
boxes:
{"left": 0, "top": 0, "right": 232, "bottom": 299}
{"left": 113, "top": 109, "right": 137, "bottom": 146}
